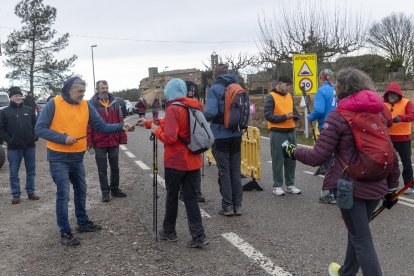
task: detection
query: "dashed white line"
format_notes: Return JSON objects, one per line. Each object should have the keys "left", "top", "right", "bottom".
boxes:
{"left": 134, "top": 160, "right": 150, "bottom": 170}
{"left": 222, "top": 232, "right": 292, "bottom": 276}
{"left": 398, "top": 201, "right": 414, "bottom": 208}
{"left": 304, "top": 170, "right": 325, "bottom": 178}
{"left": 200, "top": 209, "right": 211, "bottom": 218}
{"left": 399, "top": 196, "right": 414, "bottom": 204}
{"left": 150, "top": 173, "right": 166, "bottom": 188}
{"left": 119, "top": 145, "right": 127, "bottom": 151}
{"left": 124, "top": 151, "right": 135, "bottom": 158}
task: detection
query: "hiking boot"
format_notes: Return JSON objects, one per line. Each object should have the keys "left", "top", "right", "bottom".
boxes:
{"left": 314, "top": 166, "right": 326, "bottom": 176}
{"left": 328, "top": 262, "right": 341, "bottom": 276}
{"left": 102, "top": 194, "right": 111, "bottom": 202}
{"left": 12, "top": 196, "right": 20, "bottom": 204}
{"left": 405, "top": 188, "right": 414, "bottom": 195}
{"left": 197, "top": 194, "right": 206, "bottom": 203}
{"left": 272, "top": 187, "right": 285, "bottom": 196}
{"left": 158, "top": 229, "right": 178, "bottom": 242}
{"left": 234, "top": 205, "right": 242, "bottom": 216}
{"left": 286, "top": 186, "right": 301, "bottom": 194}
{"left": 60, "top": 232, "right": 80, "bottom": 246}
{"left": 319, "top": 194, "right": 336, "bottom": 204}
{"left": 28, "top": 193, "right": 40, "bottom": 200}
{"left": 186, "top": 235, "right": 209, "bottom": 248}
{"left": 76, "top": 221, "right": 103, "bottom": 233}
{"left": 111, "top": 189, "right": 127, "bottom": 198}
{"left": 219, "top": 206, "right": 234, "bottom": 216}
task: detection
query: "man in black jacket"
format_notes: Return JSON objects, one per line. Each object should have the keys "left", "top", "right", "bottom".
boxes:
{"left": 0, "top": 86, "right": 39, "bottom": 204}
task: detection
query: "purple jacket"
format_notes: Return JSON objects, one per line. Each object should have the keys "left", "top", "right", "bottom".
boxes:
{"left": 294, "top": 90, "right": 400, "bottom": 200}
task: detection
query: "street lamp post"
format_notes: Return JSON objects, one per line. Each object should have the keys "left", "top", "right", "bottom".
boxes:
{"left": 91, "top": 44, "right": 98, "bottom": 91}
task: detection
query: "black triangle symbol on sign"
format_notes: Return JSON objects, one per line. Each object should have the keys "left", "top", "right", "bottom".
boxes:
{"left": 298, "top": 62, "right": 313, "bottom": 76}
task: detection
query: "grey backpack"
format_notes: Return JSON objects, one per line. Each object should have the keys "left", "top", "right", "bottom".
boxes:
{"left": 172, "top": 102, "right": 214, "bottom": 154}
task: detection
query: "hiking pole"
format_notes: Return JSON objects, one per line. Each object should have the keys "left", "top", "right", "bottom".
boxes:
{"left": 150, "top": 132, "right": 158, "bottom": 241}
{"left": 300, "top": 85, "right": 317, "bottom": 143}
{"left": 369, "top": 180, "right": 414, "bottom": 222}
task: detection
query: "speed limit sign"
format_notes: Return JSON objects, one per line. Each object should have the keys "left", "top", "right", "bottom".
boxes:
{"left": 299, "top": 78, "right": 313, "bottom": 92}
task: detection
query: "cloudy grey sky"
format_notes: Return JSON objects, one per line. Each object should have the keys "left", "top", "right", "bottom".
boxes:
{"left": 0, "top": 0, "right": 412, "bottom": 99}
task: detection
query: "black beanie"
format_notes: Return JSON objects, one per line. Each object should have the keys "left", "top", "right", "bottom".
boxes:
{"left": 214, "top": 63, "right": 229, "bottom": 77}
{"left": 278, "top": 75, "right": 292, "bottom": 84}
{"left": 9, "top": 86, "right": 23, "bottom": 97}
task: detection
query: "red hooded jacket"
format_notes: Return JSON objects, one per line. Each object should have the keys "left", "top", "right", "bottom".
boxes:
{"left": 383, "top": 82, "right": 414, "bottom": 142}
{"left": 154, "top": 97, "right": 203, "bottom": 171}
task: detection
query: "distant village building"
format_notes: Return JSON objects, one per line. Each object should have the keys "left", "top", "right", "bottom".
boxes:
{"left": 138, "top": 67, "right": 202, "bottom": 103}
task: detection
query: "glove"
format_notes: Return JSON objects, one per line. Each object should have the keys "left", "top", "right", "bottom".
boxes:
{"left": 383, "top": 191, "right": 398, "bottom": 209}
{"left": 293, "top": 114, "right": 299, "bottom": 121}
{"left": 282, "top": 143, "right": 296, "bottom": 159}
{"left": 392, "top": 116, "right": 401, "bottom": 123}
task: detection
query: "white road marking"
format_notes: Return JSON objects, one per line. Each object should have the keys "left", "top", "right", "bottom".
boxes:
{"left": 124, "top": 151, "right": 135, "bottom": 158}
{"left": 266, "top": 161, "right": 272, "bottom": 164}
{"left": 399, "top": 196, "right": 414, "bottom": 204}
{"left": 222, "top": 232, "right": 292, "bottom": 276}
{"left": 398, "top": 201, "right": 414, "bottom": 208}
{"left": 260, "top": 136, "right": 270, "bottom": 140}
{"left": 304, "top": 170, "right": 325, "bottom": 178}
{"left": 119, "top": 145, "right": 127, "bottom": 151}
{"left": 134, "top": 160, "right": 150, "bottom": 170}
{"left": 200, "top": 209, "right": 211, "bottom": 218}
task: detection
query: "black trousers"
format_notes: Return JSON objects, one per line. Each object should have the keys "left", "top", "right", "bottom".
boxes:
{"left": 163, "top": 168, "right": 205, "bottom": 239}
{"left": 393, "top": 141, "right": 413, "bottom": 186}
{"left": 95, "top": 147, "right": 120, "bottom": 195}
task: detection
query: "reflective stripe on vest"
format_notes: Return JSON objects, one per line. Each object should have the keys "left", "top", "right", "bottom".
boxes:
{"left": 385, "top": 98, "right": 412, "bottom": 136}
{"left": 267, "top": 92, "right": 295, "bottom": 129}
{"left": 46, "top": 95, "right": 89, "bottom": 153}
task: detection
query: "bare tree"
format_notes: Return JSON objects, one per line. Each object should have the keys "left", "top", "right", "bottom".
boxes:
{"left": 257, "top": 0, "right": 369, "bottom": 65}
{"left": 368, "top": 13, "right": 414, "bottom": 74}
{"left": 202, "top": 52, "right": 257, "bottom": 72}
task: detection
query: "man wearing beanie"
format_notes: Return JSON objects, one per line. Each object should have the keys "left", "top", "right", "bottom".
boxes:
{"left": 264, "top": 75, "right": 302, "bottom": 196}
{"left": 204, "top": 64, "right": 243, "bottom": 216}
{"left": 383, "top": 82, "right": 414, "bottom": 195}
{"left": 0, "top": 86, "right": 39, "bottom": 204}
{"left": 35, "top": 77, "right": 134, "bottom": 246}
{"left": 149, "top": 78, "right": 208, "bottom": 248}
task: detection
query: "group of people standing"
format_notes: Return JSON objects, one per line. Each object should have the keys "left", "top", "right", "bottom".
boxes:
{"left": 1, "top": 64, "right": 413, "bottom": 274}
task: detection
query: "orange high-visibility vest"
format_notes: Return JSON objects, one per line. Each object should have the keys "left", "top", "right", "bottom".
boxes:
{"left": 46, "top": 95, "right": 89, "bottom": 153}
{"left": 267, "top": 92, "right": 295, "bottom": 129}
{"left": 385, "top": 98, "right": 412, "bottom": 136}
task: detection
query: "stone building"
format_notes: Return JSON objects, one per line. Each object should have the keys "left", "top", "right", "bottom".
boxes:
{"left": 138, "top": 67, "right": 202, "bottom": 103}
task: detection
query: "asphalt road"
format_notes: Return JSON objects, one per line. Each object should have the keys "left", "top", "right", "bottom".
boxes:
{"left": 123, "top": 113, "right": 414, "bottom": 275}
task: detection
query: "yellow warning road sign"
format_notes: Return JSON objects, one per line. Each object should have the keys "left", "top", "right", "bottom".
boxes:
{"left": 293, "top": 54, "right": 317, "bottom": 94}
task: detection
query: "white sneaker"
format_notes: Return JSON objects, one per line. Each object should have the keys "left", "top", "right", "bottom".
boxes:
{"left": 272, "top": 187, "right": 285, "bottom": 196}
{"left": 286, "top": 186, "right": 301, "bottom": 194}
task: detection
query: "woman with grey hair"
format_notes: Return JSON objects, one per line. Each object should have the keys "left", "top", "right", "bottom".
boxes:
{"left": 282, "top": 68, "right": 400, "bottom": 275}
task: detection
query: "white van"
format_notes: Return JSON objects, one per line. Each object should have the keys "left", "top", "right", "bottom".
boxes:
{"left": 0, "top": 92, "right": 9, "bottom": 110}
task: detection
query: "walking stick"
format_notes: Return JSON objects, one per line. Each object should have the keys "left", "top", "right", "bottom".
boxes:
{"left": 369, "top": 180, "right": 414, "bottom": 222}
{"left": 300, "top": 84, "right": 317, "bottom": 143}
{"left": 150, "top": 132, "right": 158, "bottom": 241}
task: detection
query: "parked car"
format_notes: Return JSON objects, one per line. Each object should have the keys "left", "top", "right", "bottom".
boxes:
{"left": 125, "top": 100, "right": 133, "bottom": 115}
{"left": 131, "top": 101, "right": 138, "bottom": 114}
{"left": 0, "top": 92, "right": 9, "bottom": 168}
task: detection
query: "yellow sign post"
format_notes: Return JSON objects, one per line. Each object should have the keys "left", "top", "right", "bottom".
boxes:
{"left": 292, "top": 54, "right": 318, "bottom": 95}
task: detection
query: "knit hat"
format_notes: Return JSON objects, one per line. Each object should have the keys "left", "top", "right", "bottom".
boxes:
{"left": 164, "top": 78, "right": 187, "bottom": 101}
{"left": 9, "top": 86, "right": 23, "bottom": 97}
{"left": 213, "top": 63, "right": 229, "bottom": 77}
{"left": 278, "top": 75, "right": 292, "bottom": 84}
{"left": 319, "top": 69, "right": 334, "bottom": 84}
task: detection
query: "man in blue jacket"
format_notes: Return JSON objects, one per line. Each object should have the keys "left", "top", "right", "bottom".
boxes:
{"left": 204, "top": 64, "right": 243, "bottom": 216}
{"left": 35, "top": 77, "right": 135, "bottom": 246}
{"left": 308, "top": 69, "right": 337, "bottom": 204}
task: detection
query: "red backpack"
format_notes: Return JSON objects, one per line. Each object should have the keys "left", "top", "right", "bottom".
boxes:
{"left": 334, "top": 109, "right": 394, "bottom": 181}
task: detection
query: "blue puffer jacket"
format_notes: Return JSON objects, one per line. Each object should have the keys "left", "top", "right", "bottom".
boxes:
{"left": 204, "top": 73, "right": 242, "bottom": 139}
{"left": 308, "top": 82, "right": 337, "bottom": 131}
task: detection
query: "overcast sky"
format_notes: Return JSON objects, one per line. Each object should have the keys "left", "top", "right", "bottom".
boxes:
{"left": 0, "top": 0, "right": 413, "bottom": 99}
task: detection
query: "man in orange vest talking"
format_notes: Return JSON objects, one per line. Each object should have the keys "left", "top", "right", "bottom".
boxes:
{"left": 383, "top": 82, "right": 414, "bottom": 195}
{"left": 35, "top": 77, "right": 135, "bottom": 246}
{"left": 264, "top": 75, "right": 302, "bottom": 196}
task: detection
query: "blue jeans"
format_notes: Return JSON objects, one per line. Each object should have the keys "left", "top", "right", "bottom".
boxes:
{"left": 8, "top": 147, "right": 36, "bottom": 197}
{"left": 49, "top": 161, "right": 89, "bottom": 235}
